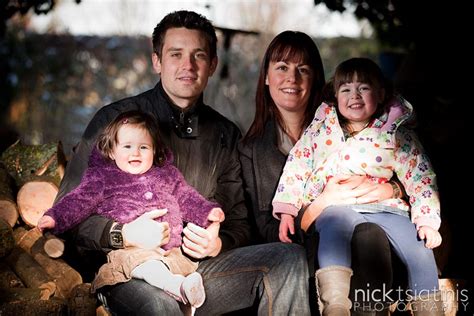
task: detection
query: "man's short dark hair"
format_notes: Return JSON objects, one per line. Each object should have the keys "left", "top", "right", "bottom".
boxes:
{"left": 152, "top": 10, "right": 217, "bottom": 60}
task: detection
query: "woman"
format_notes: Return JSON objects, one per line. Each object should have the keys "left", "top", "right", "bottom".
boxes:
{"left": 239, "top": 31, "right": 401, "bottom": 315}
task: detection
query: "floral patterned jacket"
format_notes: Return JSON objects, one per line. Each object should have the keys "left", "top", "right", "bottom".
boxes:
{"left": 272, "top": 97, "right": 441, "bottom": 230}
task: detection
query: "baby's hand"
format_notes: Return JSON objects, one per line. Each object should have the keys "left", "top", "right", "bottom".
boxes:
{"left": 37, "top": 215, "right": 56, "bottom": 232}
{"left": 279, "top": 214, "right": 295, "bottom": 243}
{"left": 208, "top": 208, "right": 225, "bottom": 223}
{"left": 417, "top": 226, "right": 442, "bottom": 249}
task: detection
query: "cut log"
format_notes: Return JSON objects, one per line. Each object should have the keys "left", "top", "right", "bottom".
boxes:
{"left": 0, "top": 140, "right": 66, "bottom": 188}
{"left": 0, "top": 218, "right": 15, "bottom": 258}
{"left": 0, "top": 201, "right": 18, "bottom": 227}
{"left": 68, "top": 283, "right": 98, "bottom": 316}
{"left": 13, "top": 226, "right": 65, "bottom": 258}
{"left": 0, "top": 164, "right": 18, "bottom": 227}
{"left": 31, "top": 238, "right": 83, "bottom": 299}
{"left": 0, "top": 262, "right": 24, "bottom": 288}
{"left": 5, "top": 247, "right": 56, "bottom": 299}
{"left": 13, "top": 227, "right": 82, "bottom": 299}
{"left": 0, "top": 297, "right": 68, "bottom": 315}
{"left": 96, "top": 305, "right": 112, "bottom": 316}
{"left": 13, "top": 226, "right": 38, "bottom": 249}
{"left": 44, "top": 233, "right": 65, "bottom": 258}
{"left": 16, "top": 180, "right": 58, "bottom": 227}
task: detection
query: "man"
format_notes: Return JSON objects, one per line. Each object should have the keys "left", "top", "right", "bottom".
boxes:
{"left": 56, "top": 10, "right": 310, "bottom": 315}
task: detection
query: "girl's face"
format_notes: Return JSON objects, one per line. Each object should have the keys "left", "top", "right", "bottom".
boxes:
{"left": 110, "top": 124, "right": 154, "bottom": 175}
{"left": 336, "top": 81, "right": 384, "bottom": 130}
{"left": 265, "top": 59, "right": 313, "bottom": 114}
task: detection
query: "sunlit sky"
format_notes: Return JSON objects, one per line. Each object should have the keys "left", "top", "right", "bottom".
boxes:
{"left": 28, "top": 0, "right": 372, "bottom": 38}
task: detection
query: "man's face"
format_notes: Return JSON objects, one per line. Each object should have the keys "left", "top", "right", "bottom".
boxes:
{"left": 153, "top": 27, "right": 217, "bottom": 109}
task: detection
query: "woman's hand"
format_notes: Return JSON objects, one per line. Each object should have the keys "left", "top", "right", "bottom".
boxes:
{"left": 279, "top": 214, "right": 295, "bottom": 243}
{"left": 122, "top": 209, "right": 170, "bottom": 249}
{"left": 301, "top": 175, "right": 376, "bottom": 232}
{"left": 322, "top": 175, "right": 378, "bottom": 205}
{"left": 418, "top": 226, "right": 442, "bottom": 249}
{"left": 354, "top": 178, "right": 395, "bottom": 203}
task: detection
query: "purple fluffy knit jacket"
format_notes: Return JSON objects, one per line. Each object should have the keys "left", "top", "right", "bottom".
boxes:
{"left": 45, "top": 148, "right": 220, "bottom": 250}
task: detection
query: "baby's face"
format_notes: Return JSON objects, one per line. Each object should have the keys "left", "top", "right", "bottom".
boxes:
{"left": 109, "top": 125, "right": 154, "bottom": 174}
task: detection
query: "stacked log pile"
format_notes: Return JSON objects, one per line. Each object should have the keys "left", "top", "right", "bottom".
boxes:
{"left": 0, "top": 141, "right": 98, "bottom": 315}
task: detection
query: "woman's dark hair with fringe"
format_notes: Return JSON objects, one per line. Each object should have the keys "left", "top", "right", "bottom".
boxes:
{"left": 96, "top": 110, "right": 167, "bottom": 167}
{"left": 244, "top": 31, "right": 325, "bottom": 142}
{"left": 152, "top": 10, "right": 217, "bottom": 61}
{"left": 325, "top": 57, "right": 394, "bottom": 125}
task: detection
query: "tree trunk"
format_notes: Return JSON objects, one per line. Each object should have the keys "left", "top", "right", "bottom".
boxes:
{"left": 0, "top": 287, "right": 43, "bottom": 302}
{"left": 0, "top": 297, "right": 68, "bottom": 315}
{"left": 13, "top": 227, "right": 82, "bottom": 299}
{"left": 16, "top": 180, "right": 58, "bottom": 227}
{"left": 0, "top": 140, "right": 66, "bottom": 188}
{"left": 5, "top": 247, "right": 56, "bottom": 299}
{"left": 0, "top": 262, "right": 24, "bottom": 288}
{"left": 68, "top": 283, "right": 98, "bottom": 316}
{"left": 0, "top": 218, "right": 15, "bottom": 258}
{"left": 0, "top": 164, "right": 18, "bottom": 227}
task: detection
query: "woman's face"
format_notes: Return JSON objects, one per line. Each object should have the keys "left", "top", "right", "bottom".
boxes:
{"left": 265, "top": 59, "right": 313, "bottom": 114}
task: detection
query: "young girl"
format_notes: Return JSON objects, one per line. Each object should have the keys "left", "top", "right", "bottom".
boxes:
{"left": 272, "top": 58, "right": 443, "bottom": 315}
{"left": 38, "top": 110, "right": 224, "bottom": 309}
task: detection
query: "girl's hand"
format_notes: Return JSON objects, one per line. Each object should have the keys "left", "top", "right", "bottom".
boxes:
{"left": 208, "top": 207, "right": 225, "bottom": 223}
{"left": 418, "top": 226, "right": 442, "bottom": 249}
{"left": 37, "top": 215, "right": 56, "bottom": 232}
{"left": 279, "top": 214, "right": 295, "bottom": 243}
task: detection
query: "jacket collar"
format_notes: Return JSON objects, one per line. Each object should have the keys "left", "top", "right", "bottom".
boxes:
{"left": 154, "top": 81, "right": 203, "bottom": 138}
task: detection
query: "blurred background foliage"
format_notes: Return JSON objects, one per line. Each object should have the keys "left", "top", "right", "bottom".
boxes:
{"left": 0, "top": 26, "right": 380, "bottom": 154}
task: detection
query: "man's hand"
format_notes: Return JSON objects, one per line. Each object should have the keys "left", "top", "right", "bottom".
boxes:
{"left": 122, "top": 209, "right": 170, "bottom": 249}
{"left": 182, "top": 209, "right": 223, "bottom": 259}
{"left": 418, "top": 226, "right": 442, "bottom": 249}
{"left": 279, "top": 214, "right": 295, "bottom": 243}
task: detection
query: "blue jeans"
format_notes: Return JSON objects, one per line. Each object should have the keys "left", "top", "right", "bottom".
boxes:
{"left": 99, "top": 242, "right": 310, "bottom": 315}
{"left": 315, "top": 206, "right": 438, "bottom": 295}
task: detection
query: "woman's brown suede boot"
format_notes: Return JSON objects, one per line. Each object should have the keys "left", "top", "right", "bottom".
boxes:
{"left": 410, "top": 291, "right": 444, "bottom": 316}
{"left": 316, "top": 266, "right": 353, "bottom": 316}
{"left": 351, "top": 308, "right": 390, "bottom": 316}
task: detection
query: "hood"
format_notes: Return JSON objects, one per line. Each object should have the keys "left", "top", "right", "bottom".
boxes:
{"left": 314, "top": 95, "right": 414, "bottom": 131}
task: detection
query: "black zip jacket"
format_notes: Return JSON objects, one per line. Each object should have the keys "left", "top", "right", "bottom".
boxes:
{"left": 56, "top": 82, "right": 251, "bottom": 279}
